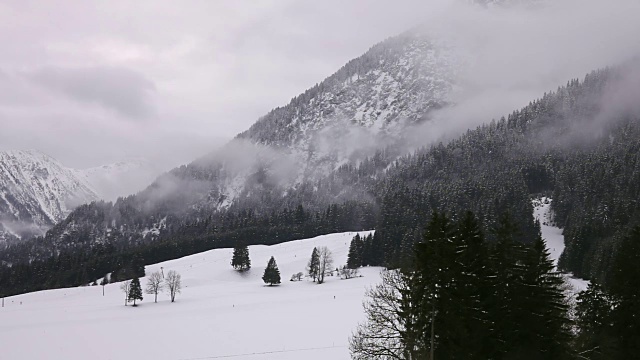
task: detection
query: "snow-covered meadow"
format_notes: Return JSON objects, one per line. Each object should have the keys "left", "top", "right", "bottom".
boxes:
{"left": 1, "top": 231, "right": 379, "bottom": 360}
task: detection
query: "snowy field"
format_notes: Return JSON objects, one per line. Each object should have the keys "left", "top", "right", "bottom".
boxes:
{"left": 1, "top": 231, "right": 379, "bottom": 360}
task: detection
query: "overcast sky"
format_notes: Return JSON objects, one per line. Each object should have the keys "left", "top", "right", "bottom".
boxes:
{"left": 0, "top": 0, "right": 437, "bottom": 169}
{"left": 2, "top": 0, "right": 640, "bottom": 170}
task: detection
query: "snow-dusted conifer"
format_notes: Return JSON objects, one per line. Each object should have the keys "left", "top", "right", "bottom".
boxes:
{"left": 262, "top": 256, "right": 281, "bottom": 286}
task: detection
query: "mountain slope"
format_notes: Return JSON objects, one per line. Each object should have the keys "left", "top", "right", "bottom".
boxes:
{"left": 0, "top": 150, "right": 163, "bottom": 242}
{"left": 0, "top": 150, "right": 98, "bottom": 239}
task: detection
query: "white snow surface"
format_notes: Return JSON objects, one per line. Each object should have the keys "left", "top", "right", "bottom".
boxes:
{"left": 533, "top": 197, "right": 589, "bottom": 292}
{"left": 1, "top": 231, "right": 379, "bottom": 360}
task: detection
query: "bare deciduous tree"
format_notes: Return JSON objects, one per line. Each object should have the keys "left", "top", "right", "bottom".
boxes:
{"left": 340, "top": 265, "right": 359, "bottom": 279}
{"left": 145, "top": 271, "right": 164, "bottom": 303}
{"left": 317, "top": 246, "right": 333, "bottom": 284}
{"left": 290, "top": 272, "right": 304, "bottom": 281}
{"left": 165, "top": 270, "right": 182, "bottom": 303}
{"left": 349, "top": 270, "right": 409, "bottom": 360}
{"left": 119, "top": 280, "right": 131, "bottom": 306}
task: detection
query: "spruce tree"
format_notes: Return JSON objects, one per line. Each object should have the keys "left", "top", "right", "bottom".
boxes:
{"left": 410, "top": 211, "right": 458, "bottom": 359}
{"left": 517, "top": 233, "right": 572, "bottom": 359}
{"left": 361, "top": 233, "right": 374, "bottom": 267}
{"left": 307, "top": 247, "right": 320, "bottom": 282}
{"left": 347, "top": 234, "right": 363, "bottom": 269}
{"left": 231, "top": 243, "right": 251, "bottom": 271}
{"left": 128, "top": 277, "right": 143, "bottom": 306}
{"left": 608, "top": 226, "right": 640, "bottom": 358}
{"left": 262, "top": 256, "right": 281, "bottom": 286}
{"left": 575, "top": 283, "right": 618, "bottom": 359}
{"left": 486, "top": 212, "right": 528, "bottom": 358}
{"left": 454, "top": 211, "right": 490, "bottom": 359}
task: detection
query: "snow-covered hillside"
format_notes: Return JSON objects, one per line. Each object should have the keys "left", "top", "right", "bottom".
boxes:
{"left": 0, "top": 231, "right": 379, "bottom": 360}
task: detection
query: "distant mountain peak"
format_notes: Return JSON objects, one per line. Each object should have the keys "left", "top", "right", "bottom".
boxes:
{"left": 0, "top": 151, "right": 162, "bottom": 241}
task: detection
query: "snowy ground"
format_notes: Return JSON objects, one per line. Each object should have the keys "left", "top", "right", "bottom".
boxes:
{"left": 533, "top": 197, "right": 589, "bottom": 292}
{"left": 1, "top": 231, "right": 379, "bottom": 360}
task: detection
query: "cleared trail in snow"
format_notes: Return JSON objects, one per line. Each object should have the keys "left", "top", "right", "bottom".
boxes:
{"left": 533, "top": 197, "right": 589, "bottom": 292}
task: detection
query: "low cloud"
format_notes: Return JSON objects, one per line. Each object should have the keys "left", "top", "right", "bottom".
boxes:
{"left": 29, "top": 66, "right": 157, "bottom": 119}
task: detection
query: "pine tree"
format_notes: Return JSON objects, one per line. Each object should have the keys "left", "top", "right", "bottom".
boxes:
{"left": 347, "top": 234, "right": 363, "bottom": 269}
{"left": 231, "top": 243, "right": 251, "bottom": 271}
{"left": 411, "top": 211, "right": 465, "bottom": 359}
{"left": 454, "top": 211, "right": 490, "bottom": 359}
{"left": 486, "top": 212, "right": 528, "bottom": 358}
{"left": 262, "top": 256, "right": 281, "bottom": 286}
{"left": 575, "top": 282, "right": 618, "bottom": 359}
{"left": 307, "top": 247, "right": 320, "bottom": 282}
{"left": 608, "top": 226, "right": 640, "bottom": 358}
{"left": 361, "top": 233, "right": 374, "bottom": 267}
{"left": 128, "top": 277, "right": 143, "bottom": 306}
{"left": 517, "top": 233, "right": 573, "bottom": 359}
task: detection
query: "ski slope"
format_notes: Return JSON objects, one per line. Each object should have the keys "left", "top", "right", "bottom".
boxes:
{"left": 0, "top": 231, "right": 378, "bottom": 360}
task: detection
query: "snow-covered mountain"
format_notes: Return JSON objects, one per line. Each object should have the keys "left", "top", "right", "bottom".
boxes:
{"left": 207, "top": 30, "right": 458, "bottom": 207}
{"left": 0, "top": 150, "right": 161, "bottom": 241}
{"left": 0, "top": 150, "right": 98, "bottom": 239}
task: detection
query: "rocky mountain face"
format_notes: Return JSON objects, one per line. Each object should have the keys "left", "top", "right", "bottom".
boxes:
{"left": 0, "top": 150, "right": 161, "bottom": 243}
{"left": 0, "top": 150, "right": 98, "bottom": 241}
{"left": 194, "top": 30, "right": 457, "bottom": 209}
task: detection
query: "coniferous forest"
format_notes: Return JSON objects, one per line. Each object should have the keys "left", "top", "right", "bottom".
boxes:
{"left": 349, "top": 212, "right": 640, "bottom": 359}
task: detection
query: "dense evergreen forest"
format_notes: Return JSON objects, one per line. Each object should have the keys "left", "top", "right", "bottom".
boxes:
{"left": 350, "top": 212, "right": 640, "bottom": 359}
{"left": 1, "top": 65, "right": 639, "bottom": 303}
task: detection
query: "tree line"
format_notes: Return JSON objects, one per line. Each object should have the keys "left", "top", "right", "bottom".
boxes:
{"left": 350, "top": 211, "right": 640, "bottom": 359}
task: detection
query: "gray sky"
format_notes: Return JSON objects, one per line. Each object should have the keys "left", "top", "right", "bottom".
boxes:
{"left": 0, "top": 0, "right": 434, "bottom": 169}
{"left": 2, "top": 0, "right": 639, "bottom": 169}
